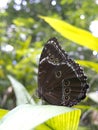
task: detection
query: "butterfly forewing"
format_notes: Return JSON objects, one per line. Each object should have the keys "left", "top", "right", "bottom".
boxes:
{"left": 38, "top": 37, "right": 89, "bottom": 107}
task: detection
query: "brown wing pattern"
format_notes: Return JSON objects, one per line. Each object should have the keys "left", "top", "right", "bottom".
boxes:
{"left": 38, "top": 37, "right": 89, "bottom": 106}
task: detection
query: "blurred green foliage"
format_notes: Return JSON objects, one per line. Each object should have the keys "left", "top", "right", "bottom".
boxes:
{"left": 0, "top": 0, "right": 98, "bottom": 129}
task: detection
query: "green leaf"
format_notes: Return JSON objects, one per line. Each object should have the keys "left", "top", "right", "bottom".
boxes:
{"left": 0, "top": 109, "right": 8, "bottom": 119}
{"left": 88, "top": 92, "right": 98, "bottom": 103}
{"left": 0, "top": 104, "right": 81, "bottom": 130}
{"left": 39, "top": 16, "right": 98, "bottom": 51}
{"left": 13, "top": 17, "right": 34, "bottom": 27}
{"left": 7, "top": 75, "right": 35, "bottom": 105}
{"left": 76, "top": 60, "right": 98, "bottom": 73}
{"left": 22, "top": 36, "right": 32, "bottom": 49}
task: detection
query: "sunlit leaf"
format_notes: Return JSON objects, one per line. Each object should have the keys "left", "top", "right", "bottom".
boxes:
{"left": 45, "top": 108, "right": 80, "bottom": 130}
{"left": 8, "top": 75, "right": 35, "bottom": 105}
{"left": 0, "top": 109, "right": 8, "bottom": 119}
{"left": 76, "top": 60, "right": 98, "bottom": 73}
{"left": 0, "top": 104, "right": 81, "bottom": 130}
{"left": 39, "top": 16, "right": 98, "bottom": 51}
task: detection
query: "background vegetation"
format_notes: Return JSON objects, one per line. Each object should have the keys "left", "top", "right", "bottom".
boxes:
{"left": 0, "top": 0, "right": 98, "bottom": 129}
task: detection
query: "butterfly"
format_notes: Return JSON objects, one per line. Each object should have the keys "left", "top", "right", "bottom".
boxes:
{"left": 38, "top": 37, "right": 89, "bottom": 107}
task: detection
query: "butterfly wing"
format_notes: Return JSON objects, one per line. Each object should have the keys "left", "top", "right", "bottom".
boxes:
{"left": 38, "top": 38, "right": 89, "bottom": 106}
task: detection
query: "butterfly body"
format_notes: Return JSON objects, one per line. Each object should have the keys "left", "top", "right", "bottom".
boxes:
{"left": 38, "top": 38, "right": 89, "bottom": 107}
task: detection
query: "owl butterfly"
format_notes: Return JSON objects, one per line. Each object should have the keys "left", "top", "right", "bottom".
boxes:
{"left": 38, "top": 37, "right": 89, "bottom": 107}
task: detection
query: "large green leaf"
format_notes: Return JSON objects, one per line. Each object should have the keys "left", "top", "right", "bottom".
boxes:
{"left": 39, "top": 16, "right": 98, "bottom": 51}
{"left": 76, "top": 60, "right": 98, "bottom": 73}
{"left": 0, "top": 104, "right": 81, "bottom": 130}
{"left": 7, "top": 75, "right": 35, "bottom": 105}
{"left": 0, "top": 109, "right": 8, "bottom": 119}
